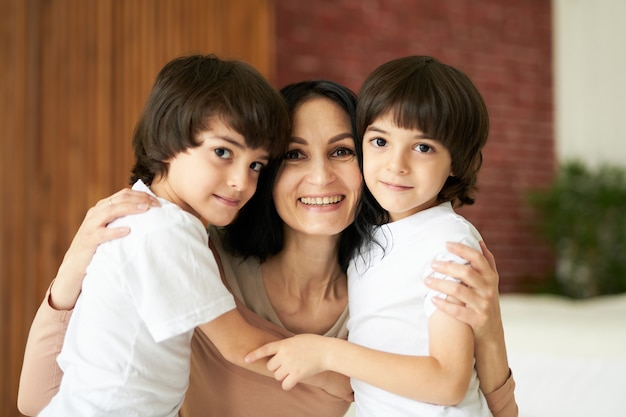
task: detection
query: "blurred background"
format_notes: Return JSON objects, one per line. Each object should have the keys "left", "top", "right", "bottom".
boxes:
{"left": 1, "top": 0, "right": 624, "bottom": 416}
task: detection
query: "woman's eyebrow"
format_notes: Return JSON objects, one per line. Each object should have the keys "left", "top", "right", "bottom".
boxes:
{"left": 328, "top": 133, "right": 354, "bottom": 144}
{"left": 289, "top": 132, "right": 353, "bottom": 145}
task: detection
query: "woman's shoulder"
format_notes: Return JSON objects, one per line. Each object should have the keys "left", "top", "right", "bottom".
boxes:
{"left": 207, "top": 226, "right": 270, "bottom": 311}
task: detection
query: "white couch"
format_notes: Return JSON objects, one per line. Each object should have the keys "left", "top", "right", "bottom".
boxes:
{"left": 501, "top": 292, "right": 626, "bottom": 417}
{"left": 343, "top": 292, "right": 626, "bottom": 417}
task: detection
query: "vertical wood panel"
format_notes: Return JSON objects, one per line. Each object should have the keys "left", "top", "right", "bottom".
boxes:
{"left": 1, "top": 0, "right": 40, "bottom": 415}
{"left": 1, "top": 1, "right": 274, "bottom": 415}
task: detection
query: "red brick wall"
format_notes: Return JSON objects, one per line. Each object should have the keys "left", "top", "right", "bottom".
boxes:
{"left": 273, "top": 0, "right": 555, "bottom": 292}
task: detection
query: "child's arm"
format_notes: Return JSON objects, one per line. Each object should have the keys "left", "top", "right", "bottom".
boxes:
{"left": 246, "top": 310, "right": 474, "bottom": 405}
{"left": 198, "top": 312, "right": 354, "bottom": 402}
{"left": 197, "top": 310, "right": 278, "bottom": 374}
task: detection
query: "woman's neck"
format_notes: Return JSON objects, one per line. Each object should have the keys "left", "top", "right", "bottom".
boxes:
{"left": 269, "top": 230, "right": 342, "bottom": 289}
{"left": 261, "top": 231, "right": 347, "bottom": 334}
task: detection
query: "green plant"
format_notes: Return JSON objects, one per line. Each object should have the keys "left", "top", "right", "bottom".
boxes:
{"left": 527, "top": 160, "right": 626, "bottom": 298}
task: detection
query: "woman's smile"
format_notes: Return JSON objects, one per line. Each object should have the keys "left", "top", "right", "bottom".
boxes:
{"left": 299, "top": 195, "right": 344, "bottom": 206}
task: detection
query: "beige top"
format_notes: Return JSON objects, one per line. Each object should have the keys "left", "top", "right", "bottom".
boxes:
{"left": 18, "top": 228, "right": 517, "bottom": 417}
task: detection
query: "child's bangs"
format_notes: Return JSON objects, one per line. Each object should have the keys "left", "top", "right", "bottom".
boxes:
{"left": 386, "top": 84, "right": 441, "bottom": 139}
{"left": 199, "top": 101, "right": 288, "bottom": 160}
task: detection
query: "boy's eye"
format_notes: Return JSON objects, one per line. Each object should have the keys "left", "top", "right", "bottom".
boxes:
{"left": 215, "top": 148, "right": 232, "bottom": 159}
{"left": 250, "top": 161, "right": 264, "bottom": 172}
{"left": 416, "top": 143, "right": 433, "bottom": 153}
{"left": 371, "top": 137, "right": 387, "bottom": 147}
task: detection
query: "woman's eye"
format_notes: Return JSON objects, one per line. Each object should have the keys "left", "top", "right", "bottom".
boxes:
{"left": 283, "top": 149, "right": 303, "bottom": 160}
{"left": 250, "top": 161, "right": 264, "bottom": 172}
{"left": 332, "top": 147, "right": 355, "bottom": 158}
{"left": 416, "top": 143, "right": 433, "bottom": 153}
{"left": 215, "top": 148, "right": 232, "bottom": 159}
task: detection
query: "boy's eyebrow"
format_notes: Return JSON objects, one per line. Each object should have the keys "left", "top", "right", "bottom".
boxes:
{"left": 365, "top": 125, "right": 430, "bottom": 139}
{"left": 365, "top": 125, "right": 386, "bottom": 134}
{"left": 213, "top": 135, "right": 246, "bottom": 149}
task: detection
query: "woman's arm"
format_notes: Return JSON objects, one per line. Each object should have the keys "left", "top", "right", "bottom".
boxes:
{"left": 17, "top": 189, "right": 156, "bottom": 415}
{"left": 52, "top": 189, "right": 159, "bottom": 309}
{"left": 426, "top": 241, "right": 518, "bottom": 417}
{"left": 17, "top": 284, "right": 71, "bottom": 415}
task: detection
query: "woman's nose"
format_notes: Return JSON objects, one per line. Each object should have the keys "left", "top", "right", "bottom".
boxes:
{"left": 307, "top": 157, "right": 335, "bottom": 185}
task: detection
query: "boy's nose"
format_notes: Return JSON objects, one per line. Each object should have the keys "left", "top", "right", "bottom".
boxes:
{"left": 386, "top": 152, "right": 409, "bottom": 174}
{"left": 228, "top": 168, "right": 250, "bottom": 191}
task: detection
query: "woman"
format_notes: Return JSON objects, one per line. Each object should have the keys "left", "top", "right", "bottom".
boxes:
{"left": 18, "top": 81, "right": 517, "bottom": 417}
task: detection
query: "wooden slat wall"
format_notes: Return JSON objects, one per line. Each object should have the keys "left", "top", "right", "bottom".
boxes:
{"left": 0, "top": 1, "right": 274, "bottom": 415}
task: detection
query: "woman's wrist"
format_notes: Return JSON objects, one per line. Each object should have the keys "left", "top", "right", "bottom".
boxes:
{"left": 474, "top": 323, "right": 510, "bottom": 394}
{"left": 48, "top": 276, "right": 81, "bottom": 311}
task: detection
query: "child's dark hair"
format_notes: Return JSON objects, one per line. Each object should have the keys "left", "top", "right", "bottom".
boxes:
{"left": 130, "top": 54, "right": 290, "bottom": 185}
{"left": 223, "top": 80, "right": 367, "bottom": 271}
{"left": 356, "top": 55, "right": 489, "bottom": 226}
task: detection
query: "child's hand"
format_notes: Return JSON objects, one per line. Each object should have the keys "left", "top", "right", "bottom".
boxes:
{"left": 245, "top": 334, "right": 332, "bottom": 391}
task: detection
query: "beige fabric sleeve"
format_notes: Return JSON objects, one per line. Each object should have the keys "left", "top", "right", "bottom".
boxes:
{"left": 17, "top": 282, "right": 72, "bottom": 416}
{"left": 484, "top": 370, "right": 518, "bottom": 417}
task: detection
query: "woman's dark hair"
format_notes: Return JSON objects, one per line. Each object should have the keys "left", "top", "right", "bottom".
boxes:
{"left": 130, "top": 54, "right": 290, "bottom": 185}
{"left": 224, "top": 80, "right": 369, "bottom": 271}
{"left": 356, "top": 55, "right": 490, "bottom": 226}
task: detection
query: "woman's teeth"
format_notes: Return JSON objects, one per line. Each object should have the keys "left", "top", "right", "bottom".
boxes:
{"left": 299, "top": 196, "right": 342, "bottom": 206}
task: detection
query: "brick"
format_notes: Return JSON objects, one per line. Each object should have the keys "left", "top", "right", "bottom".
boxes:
{"left": 274, "top": 0, "right": 554, "bottom": 292}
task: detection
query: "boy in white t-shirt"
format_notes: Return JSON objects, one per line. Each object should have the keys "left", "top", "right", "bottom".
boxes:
{"left": 38, "top": 54, "right": 291, "bottom": 417}
{"left": 247, "top": 56, "right": 494, "bottom": 416}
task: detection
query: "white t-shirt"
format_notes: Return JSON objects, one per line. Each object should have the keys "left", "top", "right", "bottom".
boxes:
{"left": 39, "top": 180, "right": 236, "bottom": 417}
{"left": 347, "top": 202, "right": 492, "bottom": 417}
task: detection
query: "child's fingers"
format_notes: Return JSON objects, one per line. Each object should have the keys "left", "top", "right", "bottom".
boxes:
{"left": 245, "top": 342, "right": 278, "bottom": 364}
{"left": 282, "top": 374, "right": 298, "bottom": 391}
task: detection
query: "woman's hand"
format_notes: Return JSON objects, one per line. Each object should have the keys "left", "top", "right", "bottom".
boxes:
{"left": 425, "top": 241, "right": 501, "bottom": 340}
{"left": 425, "top": 241, "right": 511, "bottom": 394}
{"left": 50, "top": 188, "right": 159, "bottom": 310}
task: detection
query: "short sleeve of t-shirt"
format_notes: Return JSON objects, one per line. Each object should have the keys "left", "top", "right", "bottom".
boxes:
{"left": 422, "top": 222, "right": 482, "bottom": 318}
{"left": 121, "top": 208, "right": 236, "bottom": 343}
